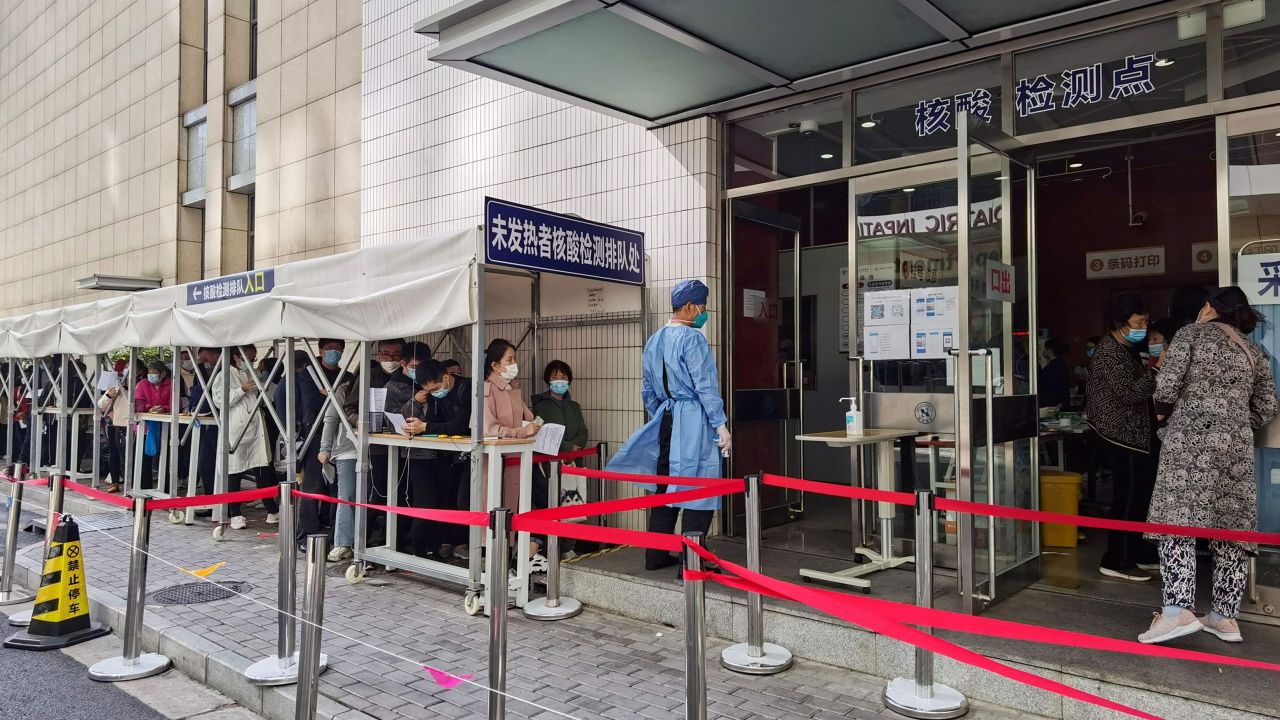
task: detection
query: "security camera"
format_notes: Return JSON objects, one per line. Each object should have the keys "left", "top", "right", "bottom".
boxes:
{"left": 798, "top": 120, "right": 819, "bottom": 136}
{"left": 1129, "top": 211, "right": 1147, "bottom": 227}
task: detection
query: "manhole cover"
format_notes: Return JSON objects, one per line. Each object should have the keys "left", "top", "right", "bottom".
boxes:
{"left": 326, "top": 561, "right": 352, "bottom": 578}
{"left": 146, "top": 581, "right": 252, "bottom": 605}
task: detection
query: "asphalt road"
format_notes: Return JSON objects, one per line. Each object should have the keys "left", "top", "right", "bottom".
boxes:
{"left": 0, "top": 506, "right": 165, "bottom": 720}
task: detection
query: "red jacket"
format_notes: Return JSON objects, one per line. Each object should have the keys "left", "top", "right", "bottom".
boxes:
{"left": 134, "top": 377, "right": 173, "bottom": 413}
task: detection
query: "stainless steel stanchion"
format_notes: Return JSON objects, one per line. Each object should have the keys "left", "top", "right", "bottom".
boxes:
{"left": 89, "top": 495, "right": 172, "bottom": 681}
{"left": 684, "top": 531, "right": 708, "bottom": 720}
{"left": 488, "top": 507, "right": 511, "bottom": 720}
{"left": 522, "top": 462, "right": 581, "bottom": 621}
{"left": 721, "top": 474, "right": 792, "bottom": 674}
{"left": 0, "top": 464, "right": 35, "bottom": 605}
{"left": 247, "top": 482, "right": 325, "bottom": 684}
{"left": 295, "top": 533, "right": 329, "bottom": 720}
{"left": 884, "top": 491, "right": 968, "bottom": 719}
{"left": 9, "top": 472, "right": 63, "bottom": 627}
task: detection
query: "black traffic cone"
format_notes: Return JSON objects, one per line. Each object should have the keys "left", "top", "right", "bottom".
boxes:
{"left": 5, "top": 515, "right": 110, "bottom": 650}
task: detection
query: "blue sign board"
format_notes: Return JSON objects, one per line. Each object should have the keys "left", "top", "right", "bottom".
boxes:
{"left": 187, "top": 268, "right": 276, "bottom": 306}
{"left": 484, "top": 197, "right": 644, "bottom": 286}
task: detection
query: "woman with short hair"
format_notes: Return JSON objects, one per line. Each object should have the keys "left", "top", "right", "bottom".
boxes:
{"left": 1139, "top": 286, "right": 1277, "bottom": 645}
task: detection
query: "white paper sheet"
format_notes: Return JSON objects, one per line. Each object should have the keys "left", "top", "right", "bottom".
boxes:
{"left": 383, "top": 412, "right": 408, "bottom": 435}
{"left": 533, "top": 423, "right": 565, "bottom": 455}
{"left": 863, "top": 290, "right": 909, "bottom": 327}
{"left": 369, "top": 387, "right": 387, "bottom": 413}
{"left": 863, "top": 325, "right": 910, "bottom": 360}
{"left": 911, "top": 328, "right": 955, "bottom": 359}
{"left": 97, "top": 370, "right": 119, "bottom": 392}
{"left": 910, "top": 287, "right": 959, "bottom": 328}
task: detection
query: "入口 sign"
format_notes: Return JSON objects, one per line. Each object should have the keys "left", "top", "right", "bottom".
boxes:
{"left": 986, "top": 260, "right": 1015, "bottom": 303}
{"left": 484, "top": 197, "right": 644, "bottom": 286}
{"left": 187, "top": 269, "right": 275, "bottom": 306}
{"left": 1085, "top": 246, "right": 1165, "bottom": 279}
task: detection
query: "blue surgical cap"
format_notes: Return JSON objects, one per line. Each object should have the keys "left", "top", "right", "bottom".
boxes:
{"left": 671, "top": 279, "right": 709, "bottom": 309}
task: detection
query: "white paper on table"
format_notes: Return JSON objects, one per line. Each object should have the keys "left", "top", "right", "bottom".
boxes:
{"left": 97, "top": 371, "right": 120, "bottom": 392}
{"left": 383, "top": 412, "right": 408, "bottom": 435}
{"left": 533, "top": 423, "right": 565, "bottom": 455}
{"left": 369, "top": 387, "right": 387, "bottom": 413}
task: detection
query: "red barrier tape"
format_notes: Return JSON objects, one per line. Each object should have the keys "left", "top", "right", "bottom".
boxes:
{"left": 518, "top": 481, "right": 743, "bottom": 523}
{"left": 935, "top": 497, "right": 1280, "bottom": 547}
{"left": 763, "top": 473, "right": 915, "bottom": 507}
{"left": 514, "top": 516, "right": 682, "bottom": 552}
{"left": 0, "top": 473, "right": 49, "bottom": 487}
{"left": 681, "top": 542, "right": 1162, "bottom": 720}
{"left": 147, "top": 487, "right": 280, "bottom": 511}
{"left": 561, "top": 465, "right": 740, "bottom": 488}
{"left": 64, "top": 479, "right": 136, "bottom": 509}
{"left": 291, "top": 489, "right": 490, "bottom": 527}
{"left": 503, "top": 446, "right": 602, "bottom": 467}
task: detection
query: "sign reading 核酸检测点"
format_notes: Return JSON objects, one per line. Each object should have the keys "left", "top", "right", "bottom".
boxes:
{"left": 187, "top": 269, "right": 275, "bottom": 306}
{"left": 484, "top": 198, "right": 644, "bottom": 286}
{"left": 1238, "top": 253, "right": 1280, "bottom": 306}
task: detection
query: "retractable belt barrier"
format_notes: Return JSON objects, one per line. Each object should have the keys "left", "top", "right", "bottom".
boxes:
{"left": 502, "top": 446, "right": 603, "bottom": 467}
{"left": 0, "top": 473, "right": 49, "bottom": 487}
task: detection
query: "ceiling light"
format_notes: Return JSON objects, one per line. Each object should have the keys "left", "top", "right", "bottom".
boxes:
{"left": 1155, "top": 57, "right": 1175, "bottom": 67}
{"left": 820, "top": 153, "right": 834, "bottom": 159}
{"left": 1068, "top": 161, "right": 1083, "bottom": 169}
{"left": 902, "top": 187, "right": 916, "bottom": 193}
{"left": 860, "top": 120, "right": 877, "bottom": 128}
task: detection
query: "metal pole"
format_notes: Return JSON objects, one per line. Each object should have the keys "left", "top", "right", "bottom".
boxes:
{"left": 721, "top": 474, "right": 792, "bottom": 674}
{"left": 522, "top": 462, "right": 582, "bottom": 620}
{"left": 216, "top": 350, "right": 230, "bottom": 531}
{"left": 89, "top": 495, "right": 172, "bottom": 681}
{"left": 488, "top": 507, "right": 510, "bottom": 720}
{"left": 169, "top": 347, "right": 181, "bottom": 498}
{"left": 44, "top": 473, "right": 64, "bottom": 552}
{"left": 5, "top": 360, "right": 14, "bottom": 470}
{"left": 468, "top": 260, "right": 487, "bottom": 600}
{"left": 0, "top": 466, "right": 35, "bottom": 605}
{"left": 295, "top": 534, "right": 329, "bottom": 720}
{"left": 57, "top": 354, "right": 68, "bottom": 482}
{"left": 90, "top": 357, "right": 102, "bottom": 489}
{"left": 683, "top": 531, "right": 708, "bottom": 720}
{"left": 883, "top": 491, "right": 968, "bottom": 719}
{"left": 125, "top": 348, "right": 136, "bottom": 495}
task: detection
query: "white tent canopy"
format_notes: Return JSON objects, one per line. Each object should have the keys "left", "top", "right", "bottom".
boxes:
{"left": 0, "top": 229, "right": 479, "bottom": 358}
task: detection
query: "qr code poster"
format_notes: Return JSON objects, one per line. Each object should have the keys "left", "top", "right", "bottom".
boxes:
{"left": 863, "top": 290, "right": 909, "bottom": 328}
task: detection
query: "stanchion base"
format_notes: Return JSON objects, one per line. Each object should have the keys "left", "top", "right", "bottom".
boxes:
{"left": 521, "top": 596, "right": 583, "bottom": 621}
{"left": 244, "top": 652, "right": 328, "bottom": 685}
{"left": 720, "top": 642, "right": 794, "bottom": 675}
{"left": 883, "top": 677, "right": 968, "bottom": 719}
{"left": 88, "top": 653, "right": 172, "bottom": 682}
{"left": 7, "top": 608, "right": 31, "bottom": 626}
{"left": 0, "top": 590, "right": 35, "bottom": 606}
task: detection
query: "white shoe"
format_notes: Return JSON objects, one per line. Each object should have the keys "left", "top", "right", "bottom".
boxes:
{"left": 1138, "top": 609, "right": 1202, "bottom": 644}
{"left": 452, "top": 544, "right": 470, "bottom": 560}
{"left": 1200, "top": 615, "right": 1244, "bottom": 643}
{"left": 265, "top": 513, "right": 279, "bottom": 525}
{"left": 229, "top": 516, "right": 248, "bottom": 530}
{"left": 529, "top": 553, "right": 549, "bottom": 573}
{"left": 327, "top": 546, "right": 353, "bottom": 562}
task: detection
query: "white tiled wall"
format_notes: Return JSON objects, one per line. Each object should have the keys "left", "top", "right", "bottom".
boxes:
{"left": 362, "top": 0, "right": 722, "bottom": 529}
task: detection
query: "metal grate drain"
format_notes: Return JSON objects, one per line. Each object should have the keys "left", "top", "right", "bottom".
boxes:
{"left": 25, "top": 511, "right": 133, "bottom": 535}
{"left": 326, "top": 560, "right": 352, "bottom": 578}
{"left": 146, "top": 581, "right": 252, "bottom": 605}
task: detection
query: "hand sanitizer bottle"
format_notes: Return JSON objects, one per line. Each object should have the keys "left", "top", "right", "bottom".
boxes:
{"left": 841, "top": 397, "right": 863, "bottom": 437}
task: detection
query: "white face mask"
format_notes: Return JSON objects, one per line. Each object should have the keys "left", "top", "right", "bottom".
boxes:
{"left": 500, "top": 362, "right": 519, "bottom": 381}
{"left": 379, "top": 361, "right": 401, "bottom": 374}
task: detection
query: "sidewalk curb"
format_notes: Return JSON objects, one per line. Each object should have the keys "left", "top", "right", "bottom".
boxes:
{"left": 5, "top": 484, "right": 375, "bottom": 720}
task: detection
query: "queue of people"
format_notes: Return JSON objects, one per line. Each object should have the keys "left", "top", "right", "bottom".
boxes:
{"left": 1079, "top": 286, "right": 1277, "bottom": 645}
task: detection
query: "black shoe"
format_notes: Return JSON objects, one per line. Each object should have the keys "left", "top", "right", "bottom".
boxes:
{"left": 1099, "top": 563, "right": 1152, "bottom": 582}
{"left": 194, "top": 509, "right": 213, "bottom": 518}
{"left": 645, "top": 555, "right": 680, "bottom": 571}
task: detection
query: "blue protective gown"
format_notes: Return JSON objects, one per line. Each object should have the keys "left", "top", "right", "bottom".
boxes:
{"left": 607, "top": 323, "right": 727, "bottom": 510}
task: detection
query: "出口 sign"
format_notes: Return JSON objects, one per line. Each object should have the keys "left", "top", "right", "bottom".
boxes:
{"left": 1085, "top": 246, "right": 1165, "bottom": 279}
{"left": 986, "top": 260, "right": 1015, "bottom": 303}
{"left": 484, "top": 197, "right": 644, "bottom": 286}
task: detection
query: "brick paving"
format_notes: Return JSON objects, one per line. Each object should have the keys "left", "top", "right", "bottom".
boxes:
{"left": 24, "top": 502, "right": 1043, "bottom": 720}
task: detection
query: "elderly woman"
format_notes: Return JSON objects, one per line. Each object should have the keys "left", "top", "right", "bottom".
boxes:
{"left": 1138, "top": 286, "right": 1277, "bottom": 645}
{"left": 1086, "top": 291, "right": 1159, "bottom": 582}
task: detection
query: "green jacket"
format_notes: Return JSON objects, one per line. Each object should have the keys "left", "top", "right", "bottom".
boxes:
{"left": 531, "top": 391, "right": 589, "bottom": 453}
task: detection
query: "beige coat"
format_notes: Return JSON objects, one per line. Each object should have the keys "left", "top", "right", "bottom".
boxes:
{"left": 208, "top": 366, "right": 270, "bottom": 475}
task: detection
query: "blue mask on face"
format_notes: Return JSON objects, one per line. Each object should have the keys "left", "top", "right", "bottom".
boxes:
{"left": 406, "top": 368, "right": 416, "bottom": 381}
{"left": 431, "top": 387, "right": 450, "bottom": 399}
{"left": 1148, "top": 343, "right": 1164, "bottom": 357}
{"left": 549, "top": 380, "right": 570, "bottom": 395}
{"left": 691, "top": 310, "right": 709, "bottom": 329}
{"left": 1124, "top": 328, "right": 1147, "bottom": 344}
{"left": 323, "top": 349, "right": 342, "bottom": 365}
{"left": 147, "top": 373, "right": 160, "bottom": 385}
{"left": 1086, "top": 347, "right": 1096, "bottom": 359}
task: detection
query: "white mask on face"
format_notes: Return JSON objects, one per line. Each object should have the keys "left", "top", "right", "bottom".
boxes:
{"left": 500, "top": 362, "right": 519, "bottom": 381}
{"left": 379, "top": 361, "right": 401, "bottom": 374}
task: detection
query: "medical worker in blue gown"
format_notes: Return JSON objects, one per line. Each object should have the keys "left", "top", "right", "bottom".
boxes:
{"left": 607, "top": 279, "right": 732, "bottom": 572}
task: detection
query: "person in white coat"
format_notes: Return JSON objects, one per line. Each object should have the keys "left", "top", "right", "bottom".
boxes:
{"left": 208, "top": 346, "right": 273, "bottom": 530}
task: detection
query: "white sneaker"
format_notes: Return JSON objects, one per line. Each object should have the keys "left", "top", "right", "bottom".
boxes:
{"left": 229, "top": 516, "right": 248, "bottom": 530}
{"left": 1138, "top": 609, "right": 1202, "bottom": 644}
{"left": 327, "top": 546, "right": 353, "bottom": 562}
{"left": 529, "top": 553, "right": 549, "bottom": 573}
{"left": 1200, "top": 615, "right": 1244, "bottom": 643}
{"left": 265, "top": 513, "right": 279, "bottom": 525}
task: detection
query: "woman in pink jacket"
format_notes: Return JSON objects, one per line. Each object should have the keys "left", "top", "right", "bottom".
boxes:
{"left": 134, "top": 360, "right": 173, "bottom": 490}
{"left": 482, "top": 339, "right": 546, "bottom": 571}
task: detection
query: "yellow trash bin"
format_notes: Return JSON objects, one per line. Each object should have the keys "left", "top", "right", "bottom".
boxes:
{"left": 1039, "top": 470, "right": 1083, "bottom": 548}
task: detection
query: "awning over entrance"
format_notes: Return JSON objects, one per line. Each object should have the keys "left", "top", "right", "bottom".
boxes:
{"left": 415, "top": 0, "right": 1167, "bottom": 126}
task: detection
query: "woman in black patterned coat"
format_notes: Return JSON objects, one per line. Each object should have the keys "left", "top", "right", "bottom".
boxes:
{"left": 1138, "top": 286, "right": 1277, "bottom": 645}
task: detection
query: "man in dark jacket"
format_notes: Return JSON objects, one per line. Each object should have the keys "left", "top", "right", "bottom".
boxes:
{"left": 401, "top": 359, "right": 473, "bottom": 555}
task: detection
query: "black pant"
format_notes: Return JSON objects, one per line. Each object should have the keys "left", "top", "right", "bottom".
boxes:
{"left": 367, "top": 450, "right": 389, "bottom": 540}
{"left": 645, "top": 409, "right": 715, "bottom": 568}
{"left": 297, "top": 445, "right": 332, "bottom": 538}
{"left": 224, "top": 469, "right": 280, "bottom": 517}
{"left": 198, "top": 426, "right": 219, "bottom": 495}
{"left": 106, "top": 426, "right": 126, "bottom": 484}
{"left": 406, "top": 458, "right": 462, "bottom": 554}
{"left": 1101, "top": 441, "right": 1157, "bottom": 568}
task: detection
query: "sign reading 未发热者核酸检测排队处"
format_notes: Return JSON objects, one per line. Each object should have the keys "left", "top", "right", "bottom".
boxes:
{"left": 186, "top": 269, "right": 276, "bottom": 306}
{"left": 484, "top": 198, "right": 644, "bottom": 286}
